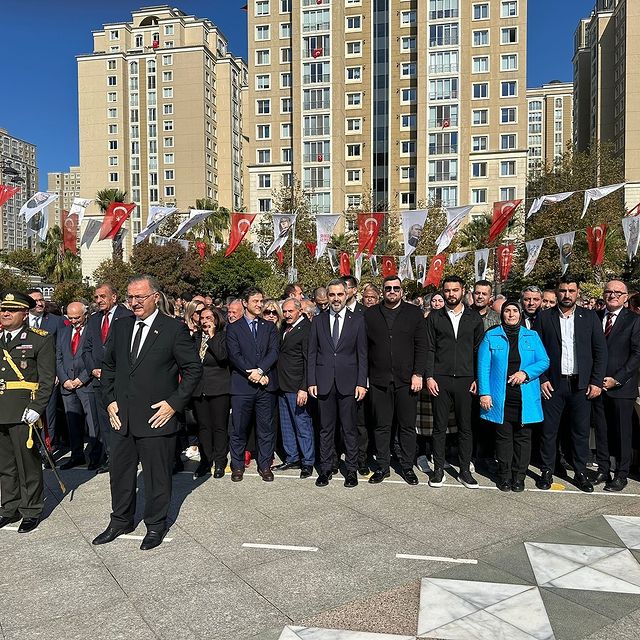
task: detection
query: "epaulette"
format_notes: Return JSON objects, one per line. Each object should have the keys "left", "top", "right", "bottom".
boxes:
{"left": 29, "top": 327, "right": 49, "bottom": 336}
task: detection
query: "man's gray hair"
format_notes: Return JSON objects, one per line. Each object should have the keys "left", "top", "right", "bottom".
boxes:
{"left": 520, "top": 285, "right": 542, "bottom": 296}
{"left": 128, "top": 274, "right": 161, "bottom": 292}
{"left": 283, "top": 297, "right": 302, "bottom": 310}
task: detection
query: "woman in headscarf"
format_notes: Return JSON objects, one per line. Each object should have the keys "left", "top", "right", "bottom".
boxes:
{"left": 477, "top": 300, "right": 549, "bottom": 492}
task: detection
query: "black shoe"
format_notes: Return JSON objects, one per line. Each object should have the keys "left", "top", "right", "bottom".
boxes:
{"left": 213, "top": 467, "right": 225, "bottom": 479}
{"left": 92, "top": 525, "right": 134, "bottom": 545}
{"left": 604, "top": 476, "right": 628, "bottom": 492}
{"left": 429, "top": 467, "right": 445, "bottom": 487}
{"left": 593, "top": 471, "right": 611, "bottom": 485}
{"left": 512, "top": 479, "right": 525, "bottom": 493}
{"left": 95, "top": 461, "right": 110, "bottom": 475}
{"left": 536, "top": 469, "right": 553, "bottom": 490}
{"left": 300, "top": 466, "right": 313, "bottom": 479}
{"left": 358, "top": 466, "right": 370, "bottom": 476}
{"left": 331, "top": 466, "right": 340, "bottom": 475}
{"left": 497, "top": 479, "right": 512, "bottom": 492}
{"left": 59, "top": 457, "right": 85, "bottom": 470}
{"left": 344, "top": 472, "right": 358, "bottom": 488}
{"left": 258, "top": 467, "right": 275, "bottom": 482}
{"left": 0, "top": 514, "right": 21, "bottom": 528}
{"left": 231, "top": 468, "right": 244, "bottom": 482}
{"left": 271, "top": 461, "right": 301, "bottom": 471}
{"left": 140, "top": 529, "right": 166, "bottom": 551}
{"left": 574, "top": 472, "right": 594, "bottom": 493}
{"left": 368, "top": 470, "right": 390, "bottom": 484}
{"left": 18, "top": 517, "right": 40, "bottom": 533}
{"left": 403, "top": 469, "right": 419, "bottom": 486}
{"left": 87, "top": 461, "right": 100, "bottom": 471}
{"left": 172, "top": 461, "right": 184, "bottom": 475}
{"left": 193, "top": 464, "right": 211, "bottom": 480}
{"left": 458, "top": 470, "right": 479, "bottom": 489}
{"left": 315, "top": 472, "right": 332, "bottom": 487}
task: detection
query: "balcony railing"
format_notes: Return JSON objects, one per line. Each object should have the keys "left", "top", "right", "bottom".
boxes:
{"left": 428, "top": 64, "right": 459, "bottom": 74}
{"left": 303, "top": 73, "right": 331, "bottom": 84}
{"left": 302, "top": 22, "right": 331, "bottom": 33}
{"left": 428, "top": 91, "right": 459, "bottom": 100}
{"left": 428, "top": 173, "right": 458, "bottom": 182}
{"left": 429, "top": 36, "right": 459, "bottom": 47}
{"left": 303, "top": 179, "right": 331, "bottom": 188}
{"left": 303, "top": 153, "right": 331, "bottom": 162}
{"left": 429, "top": 9, "right": 459, "bottom": 19}
{"left": 428, "top": 117, "right": 459, "bottom": 127}
{"left": 303, "top": 99, "right": 331, "bottom": 110}
{"left": 428, "top": 144, "right": 458, "bottom": 155}
{"left": 303, "top": 126, "right": 331, "bottom": 136}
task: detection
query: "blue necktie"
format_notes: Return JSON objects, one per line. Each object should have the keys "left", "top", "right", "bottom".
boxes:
{"left": 251, "top": 320, "right": 258, "bottom": 340}
{"left": 332, "top": 312, "right": 340, "bottom": 347}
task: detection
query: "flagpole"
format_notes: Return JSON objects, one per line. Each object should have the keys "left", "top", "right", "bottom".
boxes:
{"left": 290, "top": 216, "right": 296, "bottom": 277}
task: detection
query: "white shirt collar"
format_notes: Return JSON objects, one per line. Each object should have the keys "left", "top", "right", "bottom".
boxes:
{"left": 138, "top": 308, "right": 159, "bottom": 329}
{"left": 446, "top": 305, "right": 464, "bottom": 317}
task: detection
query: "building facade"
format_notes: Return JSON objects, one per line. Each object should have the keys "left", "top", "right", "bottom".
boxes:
{"left": 0, "top": 128, "right": 38, "bottom": 252}
{"left": 573, "top": 0, "right": 640, "bottom": 209}
{"left": 77, "top": 5, "right": 247, "bottom": 280}
{"left": 246, "top": 0, "right": 528, "bottom": 224}
{"left": 47, "top": 166, "right": 81, "bottom": 229}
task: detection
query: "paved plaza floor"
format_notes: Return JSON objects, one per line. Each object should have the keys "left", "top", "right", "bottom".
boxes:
{"left": 2, "top": 459, "right": 640, "bottom": 640}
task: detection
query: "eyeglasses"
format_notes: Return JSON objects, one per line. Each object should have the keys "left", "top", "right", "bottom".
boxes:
{"left": 263, "top": 310, "right": 278, "bottom": 316}
{"left": 604, "top": 291, "right": 627, "bottom": 297}
{"left": 126, "top": 293, "right": 156, "bottom": 303}
{"left": 384, "top": 286, "right": 402, "bottom": 292}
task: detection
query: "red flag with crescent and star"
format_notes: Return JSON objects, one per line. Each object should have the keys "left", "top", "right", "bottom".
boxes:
{"left": 488, "top": 199, "right": 522, "bottom": 244}
{"left": 61, "top": 210, "right": 78, "bottom": 255}
{"left": 305, "top": 242, "right": 317, "bottom": 257}
{"left": 496, "top": 244, "right": 515, "bottom": 282}
{"left": 586, "top": 224, "right": 608, "bottom": 266}
{"left": 425, "top": 253, "right": 446, "bottom": 288}
{"left": 339, "top": 252, "right": 351, "bottom": 276}
{"left": 0, "top": 185, "right": 20, "bottom": 208}
{"left": 99, "top": 201, "right": 136, "bottom": 241}
{"left": 381, "top": 255, "right": 397, "bottom": 277}
{"left": 356, "top": 213, "right": 384, "bottom": 258}
{"left": 225, "top": 213, "right": 257, "bottom": 257}
{"left": 196, "top": 241, "right": 207, "bottom": 260}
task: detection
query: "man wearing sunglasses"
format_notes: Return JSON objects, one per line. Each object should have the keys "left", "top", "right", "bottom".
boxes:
{"left": 364, "top": 277, "right": 427, "bottom": 485}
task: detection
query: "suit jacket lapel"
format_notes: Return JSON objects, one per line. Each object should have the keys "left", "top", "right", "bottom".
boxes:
{"left": 337, "top": 311, "right": 351, "bottom": 348}
{"left": 130, "top": 314, "right": 162, "bottom": 371}
{"left": 5, "top": 326, "right": 27, "bottom": 351}
{"left": 608, "top": 308, "right": 626, "bottom": 340}
{"left": 551, "top": 309, "right": 562, "bottom": 344}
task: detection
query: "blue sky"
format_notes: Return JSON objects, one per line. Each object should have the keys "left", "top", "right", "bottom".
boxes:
{"left": 0, "top": 0, "right": 594, "bottom": 190}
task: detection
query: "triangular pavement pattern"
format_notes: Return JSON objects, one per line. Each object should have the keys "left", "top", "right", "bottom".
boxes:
{"left": 604, "top": 515, "right": 640, "bottom": 549}
{"left": 278, "top": 626, "right": 416, "bottom": 640}
{"left": 525, "top": 542, "right": 640, "bottom": 594}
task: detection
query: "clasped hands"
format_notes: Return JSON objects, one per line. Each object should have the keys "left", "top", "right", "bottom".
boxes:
{"left": 246, "top": 369, "right": 269, "bottom": 386}
{"left": 107, "top": 399, "right": 176, "bottom": 430}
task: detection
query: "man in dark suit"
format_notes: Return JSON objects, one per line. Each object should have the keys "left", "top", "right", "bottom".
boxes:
{"left": 82, "top": 283, "right": 133, "bottom": 473}
{"left": 274, "top": 298, "right": 314, "bottom": 478}
{"left": 365, "top": 276, "right": 427, "bottom": 485}
{"left": 56, "top": 301, "right": 98, "bottom": 469}
{"left": 425, "top": 275, "right": 484, "bottom": 489}
{"left": 534, "top": 275, "right": 607, "bottom": 492}
{"left": 308, "top": 279, "right": 368, "bottom": 488}
{"left": 592, "top": 280, "right": 640, "bottom": 492}
{"left": 93, "top": 275, "right": 202, "bottom": 550}
{"left": 226, "top": 286, "right": 279, "bottom": 482}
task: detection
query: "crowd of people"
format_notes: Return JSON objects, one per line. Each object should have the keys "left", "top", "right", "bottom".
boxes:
{"left": 1, "top": 271, "right": 639, "bottom": 548}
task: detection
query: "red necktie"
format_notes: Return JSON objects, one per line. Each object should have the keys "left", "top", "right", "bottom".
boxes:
{"left": 71, "top": 328, "right": 81, "bottom": 355}
{"left": 604, "top": 312, "right": 614, "bottom": 337}
{"left": 101, "top": 312, "right": 110, "bottom": 343}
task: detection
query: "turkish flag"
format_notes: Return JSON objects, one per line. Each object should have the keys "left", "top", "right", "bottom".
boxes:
{"left": 442, "top": 119, "right": 450, "bottom": 129}
{"left": 356, "top": 213, "right": 384, "bottom": 257}
{"left": 339, "top": 252, "right": 351, "bottom": 276}
{"left": 305, "top": 242, "right": 317, "bottom": 257}
{"left": 381, "top": 255, "right": 397, "bottom": 277}
{"left": 61, "top": 210, "right": 78, "bottom": 255}
{"left": 586, "top": 224, "right": 608, "bottom": 266}
{"left": 196, "top": 241, "right": 207, "bottom": 260}
{"left": 488, "top": 199, "right": 522, "bottom": 244}
{"left": 312, "top": 48, "right": 323, "bottom": 58}
{"left": 99, "top": 202, "right": 135, "bottom": 240}
{"left": 225, "top": 213, "right": 257, "bottom": 257}
{"left": 0, "top": 185, "right": 20, "bottom": 208}
{"left": 276, "top": 248, "right": 284, "bottom": 265}
{"left": 425, "top": 253, "right": 446, "bottom": 288}
{"left": 496, "top": 244, "right": 515, "bottom": 282}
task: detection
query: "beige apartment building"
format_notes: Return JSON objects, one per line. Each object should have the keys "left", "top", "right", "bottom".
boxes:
{"left": 573, "top": 0, "right": 640, "bottom": 209}
{"left": 246, "top": 0, "right": 528, "bottom": 227}
{"left": 77, "top": 5, "right": 247, "bottom": 280}
{"left": 0, "top": 128, "right": 38, "bottom": 252}
{"left": 526, "top": 82, "right": 573, "bottom": 175}
{"left": 47, "top": 166, "right": 81, "bottom": 228}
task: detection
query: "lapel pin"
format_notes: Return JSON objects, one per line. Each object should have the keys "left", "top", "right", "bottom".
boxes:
{"left": 154, "top": 330, "right": 159, "bottom": 334}
{"left": 20, "top": 333, "right": 27, "bottom": 340}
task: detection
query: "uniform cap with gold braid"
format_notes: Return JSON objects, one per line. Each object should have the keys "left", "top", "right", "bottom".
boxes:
{"left": 0, "top": 290, "right": 36, "bottom": 310}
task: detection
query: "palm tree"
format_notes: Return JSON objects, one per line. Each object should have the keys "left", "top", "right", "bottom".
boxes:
{"left": 189, "top": 198, "right": 230, "bottom": 248}
{"left": 38, "top": 225, "right": 81, "bottom": 282}
{"left": 95, "top": 188, "right": 127, "bottom": 260}
{"left": 458, "top": 214, "right": 491, "bottom": 250}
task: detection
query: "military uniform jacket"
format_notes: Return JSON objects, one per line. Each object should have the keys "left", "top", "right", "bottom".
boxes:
{"left": 0, "top": 325, "right": 55, "bottom": 424}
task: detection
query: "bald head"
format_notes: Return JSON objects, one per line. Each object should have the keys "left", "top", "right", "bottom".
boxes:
{"left": 66, "top": 301, "right": 87, "bottom": 328}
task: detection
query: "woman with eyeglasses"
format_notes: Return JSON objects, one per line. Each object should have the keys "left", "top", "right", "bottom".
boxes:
{"left": 261, "top": 299, "right": 283, "bottom": 326}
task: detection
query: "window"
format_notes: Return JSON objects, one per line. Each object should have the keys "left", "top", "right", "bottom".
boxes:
{"left": 257, "top": 99, "right": 271, "bottom": 114}
{"left": 281, "top": 72, "right": 292, "bottom": 87}
{"left": 108, "top": 124, "right": 118, "bottom": 134}
{"left": 164, "top": 24, "right": 174, "bottom": 35}
{"left": 163, "top": 104, "right": 173, "bottom": 115}
{"left": 165, "top": 170, "right": 174, "bottom": 180}
{"left": 500, "top": 160, "right": 516, "bottom": 176}
{"left": 401, "top": 114, "right": 417, "bottom": 129}
{"left": 472, "top": 109, "right": 488, "bottom": 125}
{"left": 346, "top": 91, "right": 362, "bottom": 107}
{"left": 163, "top": 137, "right": 173, "bottom": 147}
{"left": 346, "top": 143, "right": 362, "bottom": 158}
{"left": 401, "top": 37, "right": 417, "bottom": 52}
{"left": 473, "top": 3, "right": 489, "bottom": 20}
{"left": 400, "top": 140, "right": 416, "bottom": 155}
{"left": 346, "top": 41, "right": 362, "bottom": 56}
{"left": 164, "top": 153, "right": 175, "bottom": 164}
{"left": 257, "top": 198, "right": 271, "bottom": 212}
{"left": 257, "top": 149, "right": 271, "bottom": 163}
{"left": 429, "top": 159, "right": 458, "bottom": 182}
{"left": 501, "top": 0, "right": 518, "bottom": 16}
{"left": 107, "top": 60, "right": 116, "bottom": 70}
{"left": 501, "top": 27, "right": 518, "bottom": 44}
{"left": 256, "top": 1, "right": 270, "bottom": 16}
{"left": 429, "top": 23, "right": 459, "bottom": 47}
{"left": 473, "top": 83, "right": 488, "bottom": 99}
{"left": 500, "top": 187, "right": 516, "bottom": 201}
{"left": 256, "top": 74, "right": 271, "bottom": 90}
{"left": 472, "top": 56, "right": 489, "bottom": 73}
{"left": 280, "top": 0, "right": 291, "bottom": 11}
{"left": 107, "top": 92, "right": 117, "bottom": 102}
{"left": 429, "top": 78, "right": 458, "bottom": 100}
{"left": 400, "top": 10, "right": 416, "bottom": 25}
{"left": 280, "top": 22, "right": 291, "bottom": 38}
{"left": 501, "top": 80, "right": 517, "bottom": 97}
{"left": 107, "top": 76, "right": 117, "bottom": 86}
{"left": 400, "top": 166, "right": 416, "bottom": 181}
{"left": 346, "top": 117, "right": 362, "bottom": 132}
{"left": 162, "top": 55, "right": 173, "bottom": 66}
{"left": 471, "top": 162, "right": 487, "bottom": 177}
{"left": 256, "top": 49, "right": 270, "bottom": 65}
{"left": 108, "top": 140, "right": 118, "bottom": 150}
{"left": 501, "top": 53, "right": 518, "bottom": 71}
{"left": 163, "top": 120, "right": 173, "bottom": 131}
{"left": 165, "top": 186, "right": 175, "bottom": 197}
{"left": 472, "top": 189, "right": 487, "bottom": 204}
{"left": 346, "top": 169, "right": 361, "bottom": 183}
{"left": 107, "top": 108, "right": 117, "bottom": 118}
{"left": 281, "top": 123, "right": 292, "bottom": 138}
{"left": 400, "top": 192, "right": 416, "bottom": 207}
{"left": 258, "top": 174, "right": 271, "bottom": 188}
{"left": 346, "top": 16, "right": 361, "bottom": 30}
{"left": 281, "top": 47, "right": 292, "bottom": 63}
{"left": 256, "top": 25, "right": 270, "bottom": 40}
{"left": 473, "top": 29, "right": 489, "bottom": 47}
{"left": 282, "top": 147, "right": 292, "bottom": 162}
{"left": 134, "top": 35, "right": 143, "bottom": 48}
{"left": 428, "top": 132, "right": 458, "bottom": 154}
{"left": 108, "top": 157, "right": 118, "bottom": 166}
{"left": 281, "top": 97, "right": 292, "bottom": 113}
{"left": 401, "top": 62, "right": 417, "bottom": 77}
{"left": 501, "top": 107, "right": 517, "bottom": 123}
{"left": 109, "top": 172, "right": 118, "bottom": 182}
{"left": 163, "top": 87, "right": 173, "bottom": 99}
{"left": 401, "top": 88, "right": 417, "bottom": 103}
{"left": 109, "top": 30, "right": 119, "bottom": 40}
{"left": 500, "top": 134, "right": 516, "bottom": 149}
{"left": 346, "top": 66, "right": 362, "bottom": 81}
{"left": 429, "top": 0, "right": 459, "bottom": 20}
{"left": 472, "top": 136, "right": 488, "bottom": 151}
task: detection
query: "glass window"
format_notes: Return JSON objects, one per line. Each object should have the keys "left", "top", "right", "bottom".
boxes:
{"left": 500, "top": 134, "right": 516, "bottom": 149}
{"left": 500, "top": 160, "right": 516, "bottom": 176}
{"left": 501, "top": 54, "right": 518, "bottom": 71}
{"left": 472, "top": 189, "right": 487, "bottom": 204}
{"left": 472, "top": 136, "right": 488, "bottom": 151}
{"left": 501, "top": 1, "right": 518, "bottom": 17}
{"left": 473, "top": 30, "right": 489, "bottom": 46}
{"left": 472, "top": 162, "right": 487, "bottom": 177}
{"left": 472, "top": 109, "right": 488, "bottom": 125}
{"left": 472, "top": 56, "right": 489, "bottom": 73}
{"left": 501, "top": 28, "right": 518, "bottom": 44}
{"left": 501, "top": 81, "right": 517, "bottom": 97}
{"left": 473, "top": 83, "right": 488, "bottom": 99}
{"left": 256, "top": 1, "right": 270, "bottom": 16}
{"left": 501, "top": 107, "right": 517, "bottom": 123}
{"left": 473, "top": 3, "right": 489, "bottom": 20}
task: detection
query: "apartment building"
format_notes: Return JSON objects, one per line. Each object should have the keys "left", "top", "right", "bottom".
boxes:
{"left": 246, "top": 0, "right": 528, "bottom": 225}
{"left": 77, "top": 5, "right": 247, "bottom": 280}
{"left": 0, "top": 128, "right": 38, "bottom": 252}
{"left": 47, "top": 166, "right": 81, "bottom": 228}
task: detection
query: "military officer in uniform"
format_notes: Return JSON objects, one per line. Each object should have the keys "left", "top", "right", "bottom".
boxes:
{"left": 0, "top": 290, "right": 55, "bottom": 533}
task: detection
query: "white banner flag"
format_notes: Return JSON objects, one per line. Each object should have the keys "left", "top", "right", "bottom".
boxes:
{"left": 414, "top": 256, "right": 427, "bottom": 284}
{"left": 436, "top": 205, "right": 473, "bottom": 255}
{"left": 398, "top": 255, "right": 414, "bottom": 281}
{"left": 80, "top": 219, "right": 102, "bottom": 249}
{"left": 622, "top": 217, "right": 640, "bottom": 260}
{"left": 315, "top": 213, "right": 340, "bottom": 260}
{"left": 449, "top": 251, "right": 468, "bottom": 266}
{"left": 327, "top": 247, "right": 338, "bottom": 272}
{"left": 20, "top": 191, "right": 58, "bottom": 223}
{"left": 170, "top": 209, "right": 213, "bottom": 239}
{"left": 475, "top": 249, "right": 490, "bottom": 281}
{"left": 355, "top": 254, "right": 363, "bottom": 281}
{"left": 556, "top": 231, "right": 576, "bottom": 275}
{"left": 581, "top": 183, "right": 625, "bottom": 219}
{"left": 136, "top": 206, "right": 178, "bottom": 244}
{"left": 26, "top": 207, "right": 49, "bottom": 242}
{"left": 527, "top": 192, "right": 575, "bottom": 219}
{"left": 266, "top": 213, "right": 296, "bottom": 256}
{"left": 369, "top": 255, "right": 379, "bottom": 277}
{"left": 401, "top": 209, "right": 428, "bottom": 257}
{"left": 523, "top": 238, "right": 545, "bottom": 277}
{"left": 69, "top": 197, "right": 92, "bottom": 226}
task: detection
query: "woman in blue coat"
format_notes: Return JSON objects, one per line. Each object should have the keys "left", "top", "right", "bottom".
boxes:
{"left": 477, "top": 300, "right": 549, "bottom": 492}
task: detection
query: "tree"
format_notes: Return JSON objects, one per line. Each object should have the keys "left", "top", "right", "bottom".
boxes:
{"left": 92, "top": 258, "right": 135, "bottom": 298}
{"left": 38, "top": 225, "right": 82, "bottom": 283}
{"left": 189, "top": 198, "right": 231, "bottom": 247}
{"left": 53, "top": 280, "right": 94, "bottom": 308}
{"left": 95, "top": 188, "right": 127, "bottom": 261}
{"left": 2, "top": 249, "right": 39, "bottom": 275}
{"left": 0, "top": 267, "right": 29, "bottom": 291}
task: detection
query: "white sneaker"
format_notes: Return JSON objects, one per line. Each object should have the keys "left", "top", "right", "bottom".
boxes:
{"left": 184, "top": 447, "right": 201, "bottom": 461}
{"left": 469, "top": 461, "right": 476, "bottom": 474}
{"left": 416, "top": 455, "right": 432, "bottom": 474}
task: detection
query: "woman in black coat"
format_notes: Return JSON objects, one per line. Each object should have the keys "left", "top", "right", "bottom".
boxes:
{"left": 192, "top": 307, "right": 231, "bottom": 479}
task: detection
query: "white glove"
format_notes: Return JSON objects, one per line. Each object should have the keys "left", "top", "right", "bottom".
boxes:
{"left": 22, "top": 409, "right": 40, "bottom": 425}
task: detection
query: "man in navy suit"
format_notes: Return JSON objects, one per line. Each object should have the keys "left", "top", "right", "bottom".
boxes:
{"left": 308, "top": 279, "right": 368, "bottom": 488}
{"left": 226, "top": 287, "right": 279, "bottom": 482}
{"left": 55, "top": 301, "right": 98, "bottom": 469}
{"left": 82, "top": 283, "right": 133, "bottom": 472}
{"left": 534, "top": 275, "right": 607, "bottom": 492}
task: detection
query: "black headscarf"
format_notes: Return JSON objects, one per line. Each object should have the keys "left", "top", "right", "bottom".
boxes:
{"left": 501, "top": 299, "right": 522, "bottom": 340}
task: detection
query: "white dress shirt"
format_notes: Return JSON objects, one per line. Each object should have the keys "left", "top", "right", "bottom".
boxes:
{"left": 1, "top": 327, "right": 23, "bottom": 344}
{"left": 602, "top": 308, "right": 621, "bottom": 332}
{"left": 559, "top": 308, "right": 578, "bottom": 375}
{"left": 28, "top": 313, "right": 42, "bottom": 328}
{"left": 130, "top": 309, "right": 159, "bottom": 358}
{"left": 446, "top": 306, "right": 464, "bottom": 339}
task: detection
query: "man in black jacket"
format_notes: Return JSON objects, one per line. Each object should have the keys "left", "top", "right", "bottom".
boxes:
{"left": 365, "top": 276, "right": 426, "bottom": 485}
{"left": 592, "top": 280, "right": 640, "bottom": 492}
{"left": 274, "top": 298, "right": 314, "bottom": 478}
{"left": 425, "top": 275, "right": 484, "bottom": 488}
{"left": 533, "top": 276, "right": 607, "bottom": 492}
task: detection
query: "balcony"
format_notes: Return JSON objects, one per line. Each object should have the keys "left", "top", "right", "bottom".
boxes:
{"left": 302, "top": 22, "right": 331, "bottom": 33}
{"left": 303, "top": 179, "right": 331, "bottom": 188}
{"left": 428, "top": 117, "right": 459, "bottom": 128}
{"left": 428, "top": 64, "right": 459, "bottom": 74}
{"left": 428, "top": 144, "right": 458, "bottom": 155}
{"left": 303, "top": 153, "right": 331, "bottom": 162}
{"left": 303, "top": 126, "right": 331, "bottom": 136}
{"left": 303, "top": 0, "right": 329, "bottom": 4}
{"left": 428, "top": 91, "right": 459, "bottom": 100}
{"left": 303, "top": 100, "right": 331, "bottom": 110}
{"left": 303, "top": 74, "right": 331, "bottom": 84}
{"left": 429, "top": 36, "right": 459, "bottom": 47}
{"left": 428, "top": 173, "right": 458, "bottom": 182}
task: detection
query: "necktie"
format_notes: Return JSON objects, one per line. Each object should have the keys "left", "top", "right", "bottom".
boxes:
{"left": 71, "top": 328, "right": 81, "bottom": 355}
{"left": 604, "top": 312, "right": 614, "bottom": 337}
{"left": 1, "top": 331, "right": 9, "bottom": 349}
{"left": 284, "top": 325, "right": 293, "bottom": 336}
{"left": 332, "top": 312, "right": 340, "bottom": 347}
{"left": 101, "top": 312, "right": 110, "bottom": 343}
{"left": 199, "top": 334, "right": 209, "bottom": 360}
{"left": 251, "top": 320, "right": 258, "bottom": 340}
{"left": 131, "top": 321, "right": 145, "bottom": 363}
{"left": 34, "top": 316, "right": 41, "bottom": 329}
